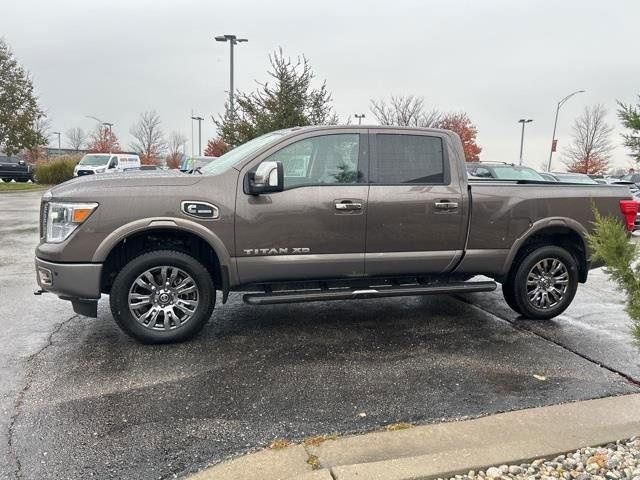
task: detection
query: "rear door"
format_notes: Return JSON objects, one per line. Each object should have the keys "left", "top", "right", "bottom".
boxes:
{"left": 365, "top": 130, "right": 467, "bottom": 276}
{"left": 235, "top": 129, "right": 370, "bottom": 284}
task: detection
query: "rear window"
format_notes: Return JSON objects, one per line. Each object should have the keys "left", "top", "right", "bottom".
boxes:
{"left": 373, "top": 134, "right": 445, "bottom": 184}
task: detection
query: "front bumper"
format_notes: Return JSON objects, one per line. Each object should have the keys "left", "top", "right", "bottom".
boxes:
{"left": 35, "top": 258, "right": 102, "bottom": 317}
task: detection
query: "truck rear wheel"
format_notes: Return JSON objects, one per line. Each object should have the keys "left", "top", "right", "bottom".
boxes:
{"left": 109, "top": 250, "right": 215, "bottom": 344}
{"left": 505, "top": 245, "right": 578, "bottom": 320}
{"left": 501, "top": 281, "right": 522, "bottom": 314}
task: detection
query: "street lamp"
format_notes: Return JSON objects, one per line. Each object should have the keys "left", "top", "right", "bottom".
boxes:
{"left": 52, "top": 131, "right": 61, "bottom": 155}
{"left": 191, "top": 115, "right": 204, "bottom": 156}
{"left": 546, "top": 90, "right": 585, "bottom": 172}
{"left": 215, "top": 34, "right": 248, "bottom": 119}
{"left": 517, "top": 119, "right": 533, "bottom": 165}
{"left": 354, "top": 114, "right": 365, "bottom": 125}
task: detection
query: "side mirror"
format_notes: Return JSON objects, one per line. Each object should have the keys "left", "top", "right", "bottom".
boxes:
{"left": 246, "top": 161, "right": 284, "bottom": 195}
{"left": 18, "top": 160, "right": 25, "bottom": 166}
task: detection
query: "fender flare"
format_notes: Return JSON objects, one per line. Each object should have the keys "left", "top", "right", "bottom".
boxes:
{"left": 91, "top": 217, "right": 238, "bottom": 286}
{"left": 500, "top": 216, "right": 589, "bottom": 278}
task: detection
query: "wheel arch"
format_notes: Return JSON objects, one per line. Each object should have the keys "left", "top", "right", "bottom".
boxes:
{"left": 502, "top": 218, "right": 589, "bottom": 283}
{"left": 96, "top": 218, "right": 236, "bottom": 297}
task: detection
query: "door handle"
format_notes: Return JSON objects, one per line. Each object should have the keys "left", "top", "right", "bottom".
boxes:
{"left": 434, "top": 201, "right": 459, "bottom": 210}
{"left": 335, "top": 200, "right": 362, "bottom": 211}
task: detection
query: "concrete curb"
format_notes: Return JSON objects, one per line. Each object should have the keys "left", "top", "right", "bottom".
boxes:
{"left": 189, "top": 393, "right": 640, "bottom": 480}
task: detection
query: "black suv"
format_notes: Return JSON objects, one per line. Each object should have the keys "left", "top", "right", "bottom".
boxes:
{"left": 0, "top": 155, "right": 33, "bottom": 182}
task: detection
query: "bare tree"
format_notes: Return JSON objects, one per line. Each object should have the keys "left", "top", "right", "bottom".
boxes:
{"left": 563, "top": 104, "right": 614, "bottom": 174}
{"left": 166, "top": 131, "right": 187, "bottom": 169}
{"left": 65, "top": 127, "right": 86, "bottom": 151}
{"left": 130, "top": 110, "right": 166, "bottom": 164}
{"left": 369, "top": 95, "right": 441, "bottom": 127}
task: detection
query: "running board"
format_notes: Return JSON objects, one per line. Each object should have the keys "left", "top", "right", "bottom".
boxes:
{"left": 243, "top": 281, "right": 497, "bottom": 305}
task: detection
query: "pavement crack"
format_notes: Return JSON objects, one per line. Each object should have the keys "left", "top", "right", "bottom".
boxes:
{"left": 6, "top": 313, "right": 79, "bottom": 479}
{"left": 456, "top": 295, "right": 640, "bottom": 388}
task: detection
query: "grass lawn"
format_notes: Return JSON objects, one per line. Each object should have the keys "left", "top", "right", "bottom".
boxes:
{"left": 0, "top": 182, "right": 49, "bottom": 193}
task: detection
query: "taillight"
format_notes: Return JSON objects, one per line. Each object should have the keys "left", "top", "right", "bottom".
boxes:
{"left": 619, "top": 199, "right": 638, "bottom": 232}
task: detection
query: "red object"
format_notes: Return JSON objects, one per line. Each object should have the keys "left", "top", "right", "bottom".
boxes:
{"left": 551, "top": 139, "right": 558, "bottom": 152}
{"left": 619, "top": 200, "right": 638, "bottom": 232}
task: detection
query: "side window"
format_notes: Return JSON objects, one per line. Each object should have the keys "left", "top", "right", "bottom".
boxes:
{"left": 264, "top": 134, "right": 361, "bottom": 188}
{"left": 109, "top": 156, "right": 118, "bottom": 168}
{"left": 474, "top": 166, "right": 493, "bottom": 178}
{"left": 373, "top": 134, "right": 445, "bottom": 184}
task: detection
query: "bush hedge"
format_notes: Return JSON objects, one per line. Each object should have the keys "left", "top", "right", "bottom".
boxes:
{"left": 34, "top": 155, "right": 80, "bottom": 185}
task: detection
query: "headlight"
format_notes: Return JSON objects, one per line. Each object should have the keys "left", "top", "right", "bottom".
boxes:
{"left": 95, "top": 167, "right": 106, "bottom": 173}
{"left": 46, "top": 202, "right": 98, "bottom": 243}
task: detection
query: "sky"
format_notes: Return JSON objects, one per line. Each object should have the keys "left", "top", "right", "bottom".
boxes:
{"left": 2, "top": 0, "right": 639, "bottom": 171}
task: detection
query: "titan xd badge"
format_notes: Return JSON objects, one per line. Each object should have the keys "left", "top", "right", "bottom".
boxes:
{"left": 181, "top": 201, "right": 219, "bottom": 219}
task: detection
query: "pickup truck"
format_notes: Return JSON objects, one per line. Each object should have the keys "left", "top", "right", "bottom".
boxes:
{"left": 34, "top": 126, "right": 637, "bottom": 343}
{"left": 0, "top": 155, "right": 33, "bottom": 182}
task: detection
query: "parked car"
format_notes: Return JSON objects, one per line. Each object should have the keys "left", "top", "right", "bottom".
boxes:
{"left": 621, "top": 173, "right": 640, "bottom": 188}
{"left": 180, "top": 156, "right": 216, "bottom": 174}
{"left": 550, "top": 172, "right": 599, "bottom": 184}
{"left": 466, "top": 162, "right": 547, "bottom": 181}
{"left": 35, "top": 126, "right": 636, "bottom": 343}
{"left": 538, "top": 172, "right": 559, "bottom": 182}
{"left": 74, "top": 153, "right": 141, "bottom": 177}
{"left": 0, "top": 155, "right": 33, "bottom": 182}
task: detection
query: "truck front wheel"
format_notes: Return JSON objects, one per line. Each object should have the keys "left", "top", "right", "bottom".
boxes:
{"left": 109, "top": 250, "right": 215, "bottom": 344}
{"left": 503, "top": 245, "right": 579, "bottom": 320}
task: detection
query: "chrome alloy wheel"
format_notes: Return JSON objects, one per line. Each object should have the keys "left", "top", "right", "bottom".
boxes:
{"left": 526, "top": 258, "right": 569, "bottom": 309}
{"left": 128, "top": 266, "right": 199, "bottom": 331}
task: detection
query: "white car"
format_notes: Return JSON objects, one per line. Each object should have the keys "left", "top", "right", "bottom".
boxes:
{"left": 74, "top": 153, "right": 141, "bottom": 177}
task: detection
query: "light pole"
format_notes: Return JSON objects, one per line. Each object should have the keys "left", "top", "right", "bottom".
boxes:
{"left": 546, "top": 90, "right": 585, "bottom": 171}
{"left": 354, "top": 114, "right": 365, "bottom": 125}
{"left": 517, "top": 119, "right": 532, "bottom": 165}
{"left": 52, "top": 131, "right": 61, "bottom": 155}
{"left": 191, "top": 116, "right": 204, "bottom": 156}
{"left": 215, "top": 34, "right": 248, "bottom": 119}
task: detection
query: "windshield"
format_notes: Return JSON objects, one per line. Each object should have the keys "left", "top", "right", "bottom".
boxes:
{"left": 492, "top": 166, "right": 545, "bottom": 181}
{"left": 201, "top": 132, "right": 285, "bottom": 175}
{"left": 79, "top": 154, "right": 110, "bottom": 166}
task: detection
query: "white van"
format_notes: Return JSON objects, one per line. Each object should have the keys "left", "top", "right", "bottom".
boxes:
{"left": 74, "top": 153, "right": 141, "bottom": 177}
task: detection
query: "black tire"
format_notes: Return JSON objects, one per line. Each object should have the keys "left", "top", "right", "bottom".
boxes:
{"left": 1, "top": 178, "right": 12, "bottom": 183}
{"left": 109, "top": 250, "right": 215, "bottom": 343}
{"left": 507, "top": 245, "right": 579, "bottom": 320}
{"left": 15, "top": 178, "right": 28, "bottom": 183}
{"left": 501, "top": 280, "right": 522, "bottom": 314}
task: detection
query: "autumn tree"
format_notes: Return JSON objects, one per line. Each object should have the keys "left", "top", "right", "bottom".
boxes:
{"left": 369, "top": 95, "right": 441, "bottom": 127}
{"left": 436, "top": 112, "right": 482, "bottom": 162}
{"left": 204, "top": 137, "right": 230, "bottom": 157}
{"left": 564, "top": 104, "right": 613, "bottom": 174}
{"left": 617, "top": 95, "right": 640, "bottom": 163}
{"left": 87, "top": 125, "right": 120, "bottom": 153}
{"left": 166, "top": 130, "right": 187, "bottom": 169}
{"left": 130, "top": 110, "right": 166, "bottom": 164}
{"left": 65, "top": 127, "right": 86, "bottom": 151}
{"left": 0, "top": 39, "right": 46, "bottom": 155}
{"left": 215, "top": 48, "right": 336, "bottom": 146}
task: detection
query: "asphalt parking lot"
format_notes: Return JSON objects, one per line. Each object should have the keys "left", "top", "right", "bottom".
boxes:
{"left": 2, "top": 191, "right": 640, "bottom": 480}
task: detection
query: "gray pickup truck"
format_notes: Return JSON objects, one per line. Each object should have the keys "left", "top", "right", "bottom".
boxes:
{"left": 34, "top": 126, "right": 637, "bottom": 343}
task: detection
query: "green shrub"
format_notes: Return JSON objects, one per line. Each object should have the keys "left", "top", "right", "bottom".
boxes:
{"left": 34, "top": 155, "right": 80, "bottom": 185}
{"left": 588, "top": 209, "right": 640, "bottom": 341}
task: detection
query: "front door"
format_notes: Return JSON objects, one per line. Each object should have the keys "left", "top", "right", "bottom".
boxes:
{"left": 235, "top": 129, "right": 369, "bottom": 284}
{"left": 365, "top": 130, "right": 467, "bottom": 276}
